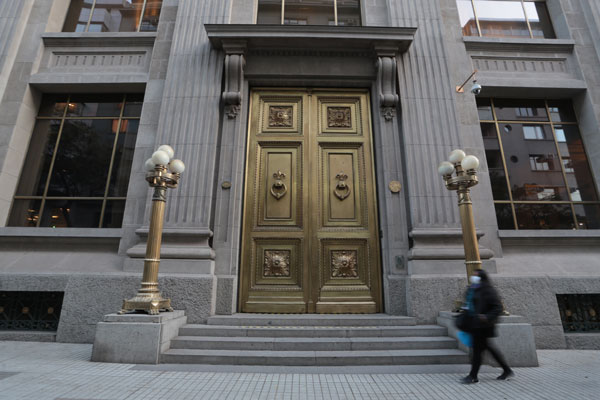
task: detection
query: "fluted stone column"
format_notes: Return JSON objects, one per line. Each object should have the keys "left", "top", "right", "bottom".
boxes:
{"left": 0, "top": 0, "right": 28, "bottom": 103}
{"left": 576, "top": 0, "right": 600, "bottom": 184}
{"left": 0, "top": 0, "right": 42, "bottom": 226}
{"left": 387, "top": 0, "right": 497, "bottom": 279}
{"left": 124, "top": 0, "right": 230, "bottom": 280}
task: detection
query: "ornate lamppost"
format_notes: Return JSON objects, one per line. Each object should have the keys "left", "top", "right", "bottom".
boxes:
{"left": 438, "top": 149, "right": 481, "bottom": 280}
{"left": 120, "top": 145, "right": 185, "bottom": 315}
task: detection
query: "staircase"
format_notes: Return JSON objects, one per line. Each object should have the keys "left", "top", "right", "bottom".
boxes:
{"left": 160, "top": 314, "right": 469, "bottom": 366}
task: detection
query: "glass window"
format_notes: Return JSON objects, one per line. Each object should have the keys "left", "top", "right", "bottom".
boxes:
{"left": 9, "top": 94, "right": 143, "bottom": 228}
{"left": 478, "top": 98, "right": 600, "bottom": 230}
{"left": 523, "top": 1, "right": 555, "bottom": 38}
{"left": 457, "top": 1, "right": 555, "bottom": 39}
{"left": 63, "top": 0, "right": 162, "bottom": 33}
{"left": 476, "top": 98, "right": 493, "bottom": 120}
{"left": 493, "top": 99, "right": 548, "bottom": 122}
{"left": 457, "top": 0, "right": 478, "bottom": 36}
{"left": 257, "top": 0, "right": 360, "bottom": 26}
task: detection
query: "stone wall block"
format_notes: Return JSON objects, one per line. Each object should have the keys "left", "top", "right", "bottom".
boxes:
{"left": 56, "top": 273, "right": 216, "bottom": 343}
{"left": 406, "top": 276, "right": 467, "bottom": 324}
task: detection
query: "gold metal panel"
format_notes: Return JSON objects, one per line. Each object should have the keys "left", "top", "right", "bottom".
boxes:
{"left": 316, "top": 239, "right": 376, "bottom": 314}
{"left": 318, "top": 97, "right": 361, "bottom": 135}
{"left": 255, "top": 144, "right": 302, "bottom": 227}
{"left": 259, "top": 97, "right": 302, "bottom": 135}
{"left": 320, "top": 145, "right": 366, "bottom": 227}
{"left": 253, "top": 239, "right": 303, "bottom": 287}
{"left": 320, "top": 240, "right": 369, "bottom": 287}
{"left": 240, "top": 89, "right": 381, "bottom": 314}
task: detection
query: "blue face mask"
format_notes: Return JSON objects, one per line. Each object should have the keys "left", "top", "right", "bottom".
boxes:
{"left": 469, "top": 275, "right": 481, "bottom": 285}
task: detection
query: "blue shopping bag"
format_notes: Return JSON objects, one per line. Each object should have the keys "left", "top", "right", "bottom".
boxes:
{"left": 457, "top": 330, "right": 472, "bottom": 347}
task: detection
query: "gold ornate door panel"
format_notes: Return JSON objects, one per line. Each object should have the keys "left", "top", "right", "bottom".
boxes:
{"left": 240, "top": 90, "right": 382, "bottom": 313}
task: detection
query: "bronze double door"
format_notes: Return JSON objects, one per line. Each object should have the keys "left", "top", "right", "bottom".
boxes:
{"left": 240, "top": 89, "right": 382, "bottom": 313}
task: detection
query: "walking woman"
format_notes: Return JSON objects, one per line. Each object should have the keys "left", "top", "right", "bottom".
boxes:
{"left": 461, "top": 269, "right": 514, "bottom": 384}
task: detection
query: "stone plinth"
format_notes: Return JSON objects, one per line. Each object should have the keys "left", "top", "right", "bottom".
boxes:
{"left": 437, "top": 311, "right": 538, "bottom": 367}
{"left": 91, "top": 310, "right": 186, "bottom": 364}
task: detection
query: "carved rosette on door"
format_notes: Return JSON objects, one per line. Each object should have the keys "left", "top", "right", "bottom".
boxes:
{"left": 240, "top": 90, "right": 382, "bottom": 314}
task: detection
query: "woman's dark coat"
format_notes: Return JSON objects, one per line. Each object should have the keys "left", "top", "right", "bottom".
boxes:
{"left": 471, "top": 283, "right": 503, "bottom": 337}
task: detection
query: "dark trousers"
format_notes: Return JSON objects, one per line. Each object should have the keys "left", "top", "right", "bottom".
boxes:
{"left": 469, "top": 333, "right": 510, "bottom": 378}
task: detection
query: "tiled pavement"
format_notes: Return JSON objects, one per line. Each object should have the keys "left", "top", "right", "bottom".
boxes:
{"left": 0, "top": 341, "right": 598, "bottom": 399}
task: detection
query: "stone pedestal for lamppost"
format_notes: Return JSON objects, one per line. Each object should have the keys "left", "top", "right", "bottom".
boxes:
{"left": 91, "top": 145, "right": 188, "bottom": 364}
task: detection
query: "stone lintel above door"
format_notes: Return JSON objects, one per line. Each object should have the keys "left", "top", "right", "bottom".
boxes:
{"left": 205, "top": 25, "right": 416, "bottom": 54}
{"left": 205, "top": 25, "right": 417, "bottom": 119}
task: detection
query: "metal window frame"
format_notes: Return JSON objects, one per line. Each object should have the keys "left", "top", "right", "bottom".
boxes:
{"left": 556, "top": 294, "right": 600, "bottom": 333}
{"left": 485, "top": 98, "right": 600, "bottom": 230}
{"left": 80, "top": 0, "right": 153, "bottom": 33}
{"left": 468, "top": 0, "right": 549, "bottom": 39}
{"left": 266, "top": 0, "right": 360, "bottom": 26}
{"left": 13, "top": 94, "right": 139, "bottom": 228}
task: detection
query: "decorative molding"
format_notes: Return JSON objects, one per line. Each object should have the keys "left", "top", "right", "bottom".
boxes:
{"left": 225, "top": 104, "right": 240, "bottom": 119}
{"left": 41, "top": 32, "right": 157, "bottom": 47}
{"left": 463, "top": 37, "right": 575, "bottom": 53}
{"left": 327, "top": 107, "right": 352, "bottom": 128}
{"left": 222, "top": 42, "right": 246, "bottom": 115}
{"left": 498, "top": 230, "right": 600, "bottom": 246}
{"left": 472, "top": 56, "right": 568, "bottom": 74}
{"left": 331, "top": 250, "right": 359, "bottom": 278}
{"left": 205, "top": 25, "right": 417, "bottom": 53}
{"left": 407, "top": 228, "right": 494, "bottom": 260}
{"left": 375, "top": 50, "right": 399, "bottom": 121}
{"left": 48, "top": 51, "right": 148, "bottom": 70}
{"left": 127, "top": 227, "right": 215, "bottom": 260}
{"left": 269, "top": 106, "right": 293, "bottom": 127}
{"left": 248, "top": 49, "right": 372, "bottom": 57}
{"left": 381, "top": 107, "right": 396, "bottom": 121}
{"left": 222, "top": 43, "right": 246, "bottom": 119}
{"left": 263, "top": 250, "right": 291, "bottom": 277}
{"left": 206, "top": 26, "right": 416, "bottom": 122}
{"left": 0, "top": 227, "right": 122, "bottom": 238}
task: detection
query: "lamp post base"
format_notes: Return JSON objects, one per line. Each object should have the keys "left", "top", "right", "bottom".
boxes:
{"left": 119, "top": 296, "right": 173, "bottom": 315}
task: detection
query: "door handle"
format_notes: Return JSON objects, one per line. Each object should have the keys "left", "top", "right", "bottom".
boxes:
{"left": 334, "top": 172, "right": 351, "bottom": 200}
{"left": 270, "top": 170, "right": 287, "bottom": 200}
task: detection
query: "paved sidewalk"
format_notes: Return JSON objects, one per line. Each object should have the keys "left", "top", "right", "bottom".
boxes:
{"left": 0, "top": 341, "right": 598, "bottom": 399}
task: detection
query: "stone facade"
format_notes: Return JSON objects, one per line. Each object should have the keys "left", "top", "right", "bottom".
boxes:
{"left": 0, "top": 0, "right": 599, "bottom": 348}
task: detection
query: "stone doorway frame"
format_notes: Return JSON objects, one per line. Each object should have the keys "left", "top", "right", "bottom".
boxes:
{"left": 205, "top": 24, "right": 416, "bottom": 315}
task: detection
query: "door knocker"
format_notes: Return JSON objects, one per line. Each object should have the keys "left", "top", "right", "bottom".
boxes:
{"left": 334, "top": 172, "right": 351, "bottom": 200}
{"left": 270, "top": 170, "right": 287, "bottom": 200}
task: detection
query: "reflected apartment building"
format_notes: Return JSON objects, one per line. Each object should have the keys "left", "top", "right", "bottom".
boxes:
{"left": 0, "top": 0, "right": 599, "bottom": 349}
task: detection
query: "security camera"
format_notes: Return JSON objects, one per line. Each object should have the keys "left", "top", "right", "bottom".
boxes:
{"left": 470, "top": 82, "right": 482, "bottom": 95}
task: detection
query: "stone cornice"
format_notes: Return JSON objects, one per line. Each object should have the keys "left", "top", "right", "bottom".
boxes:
{"left": 41, "top": 32, "right": 157, "bottom": 47}
{"left": 464, "top": 37, "right": 575, "bottom": 53}
{"left": 205, "top": 24, "right": 417, "bottom": 54}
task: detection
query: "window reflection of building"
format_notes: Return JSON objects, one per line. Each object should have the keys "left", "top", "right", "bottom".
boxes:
{"left": 63, "top": 0, "right": 162, "bottom": 33}
{"left": 478, "top": 98, "right": 600, "bottom": 229}
{"left": 8, "top": 94, "right": 143, "bottom": 228}
{"left": 257, "top": 0, "right": 361, "bottom": 26}
{"left": 529, "top": 154, "right": 552, "bottom": 171}
{"left": 457, "top": 0, "right": 555, "bottom": 39}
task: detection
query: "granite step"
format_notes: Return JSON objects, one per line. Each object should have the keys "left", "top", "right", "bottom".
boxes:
{"left": 160, "top": 348, "right": 469, "bottom": 366}
{"left": 178, "top": 324, "right": 447, "bottom": 338}
{"left": 170, "top": 335, "right": 458, "bottom": 351}
{"left": 206, "top": 314, "right": 417, "bottom": 327}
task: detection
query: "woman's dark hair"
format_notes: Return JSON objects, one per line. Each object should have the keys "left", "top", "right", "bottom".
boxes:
{"left": 475, "top": 269, "right": 490, "bottom": 284}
